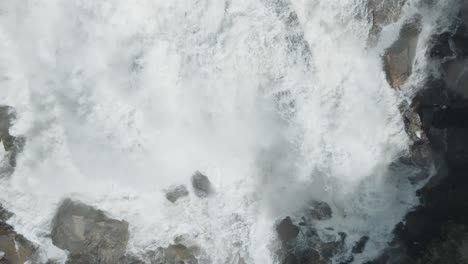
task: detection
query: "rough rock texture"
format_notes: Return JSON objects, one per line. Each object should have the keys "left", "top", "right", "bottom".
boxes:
{"left": 165, "top": 185, "right": 189, "bottom": 203}
{"left": 371, "top": 3, "right": 468, "bottom": 263}
{"left": 383, "top": 15, "right": 422, "bottom": 89}
{"left": 191, "top": 172, "right": 213, "bottom": 198}
{"left": 275, "top": 201, "right": 349, "bottom": 264}
{"left": 367, "top": 0, "right": 406, "bottom": 42}
{"left": 51, "top": 198, "right": 130, "bottom": 264}
{"left": 0, "top": 106, "right": 25, "bottom": 170}
{"left": 0, "top": 207, "right": 35, "bottom": 264}
{"left": 146, "top": 244, "right": 199, "bottom": 264}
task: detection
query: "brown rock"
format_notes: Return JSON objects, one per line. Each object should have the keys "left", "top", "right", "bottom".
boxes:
{"left": 383, "top": 15, "right": 422, "bottom": 89}
{"left": 367, "top": 0, "right": 406, "bottom": 41}
{"left": 0, "top": 222, "right": 35, "bottom": 264}
{"left": 276, "top": 217, "right": 300, "bottom": 242}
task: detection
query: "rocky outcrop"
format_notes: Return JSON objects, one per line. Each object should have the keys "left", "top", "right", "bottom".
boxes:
{"left": 0, "top": 106, "right": 25, "bottom": 170}
{"left": 0, "top": 206, "right": 35, "bottom": 264}
{"left": 367, "top": 0, "right": 406, "bottom": 42}
{"left": 275, "top": 201, "right": 351, "bottom": 264}
{"left": 383, "top": 15, "right": 422, "bottom": 89}
{"left": 51, "top": 199, "right": 130, "bottom": 264}
{"left": 371, "top": 3, "right": 468, "bottom": 263}
{"left": 191, "top": 172, "right": 213, "bottom": 198}
{"left": 165, "top": 185, "right": 189, "bottom": 203}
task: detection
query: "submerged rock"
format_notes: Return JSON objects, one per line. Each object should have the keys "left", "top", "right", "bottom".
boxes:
{"left": 383, "top": 15, "right": 422, "bottom": 89}
{"left": 147, "top": 244, "right": 198, "bottom": 264}
{"left": 165, "top": 185, "right": 189, "bottom": 203}
{"left": 51, "top": 198, "right": 129, "bottom": 263}
{"left": 367, "top": 0, "right": 406, "bottom": 42}
{"left": 0, "top": 106, "right": 25, "bottom": 169}
{"left": 304, "top": 201, "right": 332, "bottom": 222}
{"left": 191, "top": 172, "right": 213, "bottom": 198}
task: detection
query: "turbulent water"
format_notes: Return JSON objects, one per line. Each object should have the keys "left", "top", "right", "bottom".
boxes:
{"left": 0, "top": 0, "right": 459, "bottom": 263}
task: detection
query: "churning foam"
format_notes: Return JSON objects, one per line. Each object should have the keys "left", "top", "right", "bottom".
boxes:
{"left": 0, "top": 0, "right": 458, "bottom": 263}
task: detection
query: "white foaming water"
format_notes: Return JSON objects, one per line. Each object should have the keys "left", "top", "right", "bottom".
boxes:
{"left": 0, "top": 0, "right": 458, "bottom": 263}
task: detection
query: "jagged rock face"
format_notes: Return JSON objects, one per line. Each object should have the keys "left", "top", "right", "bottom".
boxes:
{"left": 367, "top": 0, "right": 406, "bottom": 41}
{"left": 51, "top": 199, "right": 129, "bottom": 264}
{"left": 165, "top": 185, "right": 189, "bottom": 203}
{"left": 191, "top": 172, "right": 213, "bottom": 198}
{"left": 0, "top": 106, "right": 25, "bottom": 170}
{"left": 383, "top": 15, "right": 422, "bottom": 89}
{"left": 0, "top": 212, "right": 35, "bottom": 264}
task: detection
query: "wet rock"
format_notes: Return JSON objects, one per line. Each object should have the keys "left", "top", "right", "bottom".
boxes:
{"left": 0, "top": 106, "right": 25, "bottom": 169}
{"left": 304, "top": 201, "right": 332, "bottom": 222}
{"left": 367, "top": 0, "right": 406, "bottom": 42}
{"left": 191, "top": 171, "right": 213, "bottom": 198}
{"left": 165, "top": 185, "right": 189, "bottom": 203}
{"left": 0, "top": 222, "right": 35, "bottom": 264}
{"left": 276, "top": 217, "right": 299, "bottom": 242}
{"left": 147, "top": 244, "right": 198, "bottom": 264}
{"left": 383, "top": 15, "right": 422, "bottom": 89}
{"left": 51, "top": 198, "right": 129, "bottom": 263}
{"left": 352, "top": 236, "right": 370, "bottom": 254}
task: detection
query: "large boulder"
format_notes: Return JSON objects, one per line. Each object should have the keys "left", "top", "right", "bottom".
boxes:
{"left": 191, "top": 172, "right": 213, "bottom": 198}
{"left": 146, "top": 244, "right": 199, "bottom": 264}
{"left": 51, "top": 199, "right": 129, "bottom": 264}
{"left": 383, "top": 15, "right": 422, "bottom": 89}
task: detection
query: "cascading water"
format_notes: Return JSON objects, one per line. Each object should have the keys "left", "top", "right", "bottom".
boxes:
{"left": 0, "top": 0, "right": 460, "bottom": 263}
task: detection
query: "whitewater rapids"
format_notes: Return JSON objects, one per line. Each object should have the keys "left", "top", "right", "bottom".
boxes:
{"left": 0, "top": 0, "right": 456, "bottom": 263}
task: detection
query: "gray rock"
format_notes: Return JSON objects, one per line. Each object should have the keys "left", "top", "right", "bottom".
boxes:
{"left": 165, "top": 185, "right": 189, "bottom": 203}
{"left": 352, "top": 236, "right": 370, "bottom": 254}
{"left": 383, "top": 15, "right": 422, "bottom": 89}
{"left": 51, "top": 198, "right": 129, "bottom": 264}
{"left": 276, "top": 217, "right": 299, "bottom": 243}
{"left": 191, "top": 172, "right": 213, "bottom": 198}
{"left": 304, "top": 201, "right": 332, "bottom": 222}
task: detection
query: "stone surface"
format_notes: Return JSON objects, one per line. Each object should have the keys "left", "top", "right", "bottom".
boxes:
{"left": 51, "top": 198, "right": 129, "bottom": 263}
{"left": 0, "top": 222, "right": 35, "bottom": 264}
{"left": 367, "top": 0, "right": 406, "bottom": 42}
{"left": 147, "top": 244, "right": 198, "bottom": 264}
{"left": 304, "top": 201, "right": 332, "bottom": 222}
{"left": 276, "top": 217, "right": 299, "bottom": 242}
{"left": 165, "top": 185, "right": 189, "bottom": 203}
{"left": 352, "top": 236, "right": 370, "bottom": 254}
{"left": 0, "top": 106, "right": 24, "bottom": 169}
{"left": 191, "top": 172, "right": 213, "bottom": 198}
{"left": 383, "top": 15, "right": 421, "bottom": 89}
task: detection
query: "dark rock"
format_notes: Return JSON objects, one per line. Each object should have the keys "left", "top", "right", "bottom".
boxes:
{"left": 304, "top": 201, "right": 332, "bottom": 222}
{"left": 383, "top": 15, "right": 422, "bottom": 89}
{"left": 352, "top": 236, "right": 370, "bottom": 254}
{"left": 0, "top": 106, "right": 25, "bottom": 169}
{"left": 191, "top": 172, "right": 213, "bottom": 198}
{"left": 51, "top": 198, "right": 129, "bottom": 263}
{"left": 165, "top": 185, "right": 189, "bottom": 203}
{"left": 276, "top": 217, "right": 300, "bottom": 242}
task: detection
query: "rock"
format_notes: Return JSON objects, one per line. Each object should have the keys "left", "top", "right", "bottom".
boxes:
{"left": 276, "top": 217, "right": 300, "bottom": 243}
{"left": 165, "top": 185, "right": 189, "bottom": 203}
{"left": 0, "top": 106, "right": 25, "bottom": 169}
{"left": 147, "top": 244, "right": 198, "bottom": 264}
{"left": 51, "top": 198, "right": 129, "bottom": 263}
{"left": 304, "top": 201, "right": 332, "bottom": 222}
{"left": 191, "top": 172, "right": 213, "bottom": 198}
{"left": 367, "top": 0, "right": 406, "bottom": 42}
{"left": 352, "top": 236, "right": 370, "bottom": 254}
{"left": 383, "top": 15, "right": 422, "bottom": 89}
{"left": 0, "top": 222, "right": 35, "bottom": 264}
